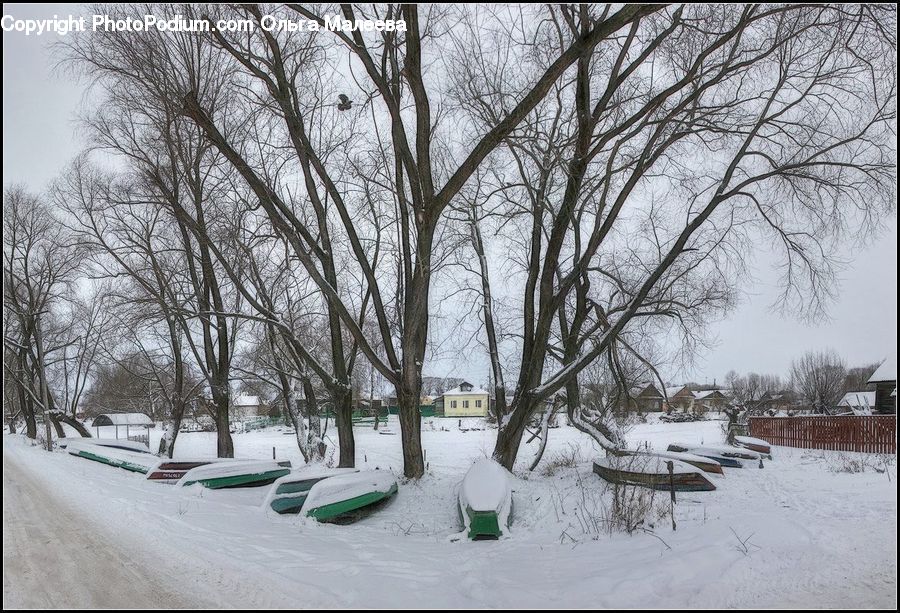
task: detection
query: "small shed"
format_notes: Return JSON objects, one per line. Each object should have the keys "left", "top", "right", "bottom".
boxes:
{"left": 92, "top": 413, "right": 154, "bottom": 440}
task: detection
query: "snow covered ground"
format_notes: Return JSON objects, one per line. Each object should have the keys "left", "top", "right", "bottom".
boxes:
{"left": 3, "top": 417, "right": 897, "bottom": 608}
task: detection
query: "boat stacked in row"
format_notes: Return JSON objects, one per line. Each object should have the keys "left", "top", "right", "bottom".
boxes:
{"left": 63, "top": 438, "right": 398, "bottom": 524}
{"left": 593, "top": 437, "right": 774, "bottom": 492}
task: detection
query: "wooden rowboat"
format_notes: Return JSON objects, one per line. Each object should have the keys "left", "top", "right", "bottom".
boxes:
{"left": 301, "top": 471, "right": 398, "bottom": 523}
{"left": 264, "top": 468, "right": 360, "bottom": 514}
{"left": 593, "top": 456, "right": 716, "bottom": 492}
{"left": 178, "top": 460, "right": 291, "bottom": 489}
{"left": 734, "top": 436, "right": 772, "bottom": 456}
{"left": 667, "top": 443, "right": 761, "bottom": 466}
{"left": 612, "top": 449, "right": 724, "bottom": 474}
{"left": 458, "top": 459, "right": 513, "bottom": 540}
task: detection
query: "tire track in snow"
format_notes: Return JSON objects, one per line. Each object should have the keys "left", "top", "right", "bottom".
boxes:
{"left": 3, "top": 449, "right": 212, "bottom": 609}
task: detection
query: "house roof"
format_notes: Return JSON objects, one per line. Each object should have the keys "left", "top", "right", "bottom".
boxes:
{"left": 868, "top": 357, "right": 897, "bottom": 384}
{"left": 693, "top": 389, "right": 727, "bottom": 400}
{"left": 838, "top": 391, "right": 876, "bottom": 408}
{"left": 92, "top": 412, "right": 153, "bottom": 426}
{"left": 664, "top": 385, "right": 691, "bottom": 399}
{"left": 440, "top": 383, "right": 489, "bottom": 397}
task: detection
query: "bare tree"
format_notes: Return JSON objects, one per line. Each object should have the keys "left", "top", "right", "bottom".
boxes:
{"left": 790, "top": 349, "right": 847, "bottom": 414}
{"left": 3, "top": 186, "right": 85, "bottom": 448}
{"left": 451, "top": 5, "right": 896, "bottom": 468}
{"left": 170, "top": 3, "right": 662, "bottom": 478}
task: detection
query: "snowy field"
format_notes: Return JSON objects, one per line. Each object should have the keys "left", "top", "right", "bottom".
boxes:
{"left": 3, "top": 417, "right": 897, "bottom": 608}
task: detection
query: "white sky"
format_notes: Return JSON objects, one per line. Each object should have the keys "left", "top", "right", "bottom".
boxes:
{"left": 3, "top": 4, "right": 897, "bottom": 387}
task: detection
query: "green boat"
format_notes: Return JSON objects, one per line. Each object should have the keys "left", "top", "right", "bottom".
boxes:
{"left": 66, "top": 441, "right": 159, "bottom": 474}
{"left": 179, "top": 460, "right": 291, "bottom": 489}
{"left": 264, "top": 468, "right": 359, "bottom": 514}
{"left": 458, "top": 459, "right": 513, "bottom": 540}
{"left": 301, "top": 471, "right": 398, "bottom": 523}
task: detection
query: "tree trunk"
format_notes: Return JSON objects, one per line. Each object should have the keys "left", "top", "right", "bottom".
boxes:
{"left": 397, "top": 387, "right": 425, "bottom": 477}
{"left": 158, "top": 397, "right": 186, "bottom": 458}
{"left": 211, "top": 384, "right": 234, "bottom": 458}
{"left": 492, "top": 400, "right": 532, "bottom": 471}
{"left": 52, "top": 412, "right": 92, "bottom": 438}
{"left": 301, "top": 377, "right": 325, "bottom": 460}
{"left": 332, "top": 386, "right": 355, "bottom": 468}
{"left": 48, "top": 413, "right": 66, "bottom": 438}
{"left": 15, "top": 367, "right": 37, "bottom": 439}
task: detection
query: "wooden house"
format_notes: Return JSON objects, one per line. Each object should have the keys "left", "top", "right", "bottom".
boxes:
{"left": 867, "top": 358, "right": 897, "bottom": 415}
{"left": 663, "top": 385, "right": 694, "bottom": 413}
{"left": 434, "top": 381, "right": 489, "bottom": 417}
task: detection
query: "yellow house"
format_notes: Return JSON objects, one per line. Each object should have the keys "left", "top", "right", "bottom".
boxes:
{"left": 437, "top": 382, "right": 489, "bottom": 417}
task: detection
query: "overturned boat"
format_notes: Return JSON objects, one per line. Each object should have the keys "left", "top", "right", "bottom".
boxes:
{"left": 593, "top": 455, "right": 717, "bottom": 491}
{"left": 264, "top": 468, "right": 360, "bottom": 514}
{"left": 66, "top": 440, "right": 160, "bottom": 474}
{"left": 178, "top": 460, "right": 291, "bottom": 489}
{"left": 612, "top": 448, "right": 724, "bottom": 474}
{"left": 58, "top": 437, "right": 152, "bottom": 454}
{"left": 301, "top": 470, "right": 398, "bottom": 523}
{"left": 733, "top": 436, "right": 772, "bottom": 457}
{"left": 667, "top": 443, "right": 761, "bottom": 468}
{"left": 458, "top": 459, "right": 513, "bottom": 540}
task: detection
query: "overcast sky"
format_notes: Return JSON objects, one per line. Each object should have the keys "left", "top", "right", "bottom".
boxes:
{"left": 3, "top": 4, "right": 897, "bottom": 388}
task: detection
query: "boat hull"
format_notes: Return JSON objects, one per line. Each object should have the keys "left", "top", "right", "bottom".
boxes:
{"left": 305, "top": 483, "right": 398, "bottom": 522}
{"left": 665, "top": 445, "right": 744, "bottom": 468}
{"left": 593, "top": 460, "right": 716, "bottom": 492}
{"left": 613, "top": 450, "right": 724, "bottom": 475}
{"left": 266, "top": 469, "right": 360, "bottom": 514}
{"left": 181, "top": 468, "right": 291, "bottom": 489}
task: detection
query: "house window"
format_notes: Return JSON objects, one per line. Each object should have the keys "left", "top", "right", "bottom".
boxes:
{"left": 463, "top": 400, "right": 469, "bottom": 408}
{"left": 451, "top": 400, "right": 457, "bottom": 409}
{"left": 475, "top": 400, "right": 482, "bottom": 408}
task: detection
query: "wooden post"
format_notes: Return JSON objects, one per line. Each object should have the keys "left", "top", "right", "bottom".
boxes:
{"left": 666, "top": 460, "right": 677, "bottom": 531}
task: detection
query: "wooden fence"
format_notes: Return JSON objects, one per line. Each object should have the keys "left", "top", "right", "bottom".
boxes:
{"left": 749, "top": 415, "right": 897, "bottom": 454}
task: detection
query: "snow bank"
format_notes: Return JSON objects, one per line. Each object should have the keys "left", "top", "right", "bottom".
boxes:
{"left": 301, "top": 470, "right": 397, "bottom": 512}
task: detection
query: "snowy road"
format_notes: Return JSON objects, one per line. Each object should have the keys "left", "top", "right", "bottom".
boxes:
{"left": 2, "top": 449, "right": 210, "bottom": 609}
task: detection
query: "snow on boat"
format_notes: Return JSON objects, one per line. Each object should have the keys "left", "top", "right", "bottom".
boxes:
{"left": 666, "top": 443, "right": 760, "bottom": 468}
{"left": 614, "top": 449, "right": 724, "bottom": 474}
{"left": 57, "top": 437, "right": 152, "bottom": 454}
{"left": 593, "top": 456, "right": 716, "bottom": 492}
{"left": 178, "top": 460, "right": 291, "bottom": 489}
{"left": 264, "top": 468, "right": 360, "bottom": 514}
{"left": 458, "top": 459, "right": 513, "bottom": 540}
{"left": 301, "top": 470, "right": 398, "bottom": 523}
{"left": 66, "top": 440, "right": 159, "bottom": 474}
{"left": 146, "top": 458, "right": 237, "bottom": 484}
{"left": 734, "top": 436, "right": 772, "bottom": 456}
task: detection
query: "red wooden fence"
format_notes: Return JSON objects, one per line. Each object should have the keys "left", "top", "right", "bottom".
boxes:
{"left": 749, "top": 415, "right": 897, "bottom": 454}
